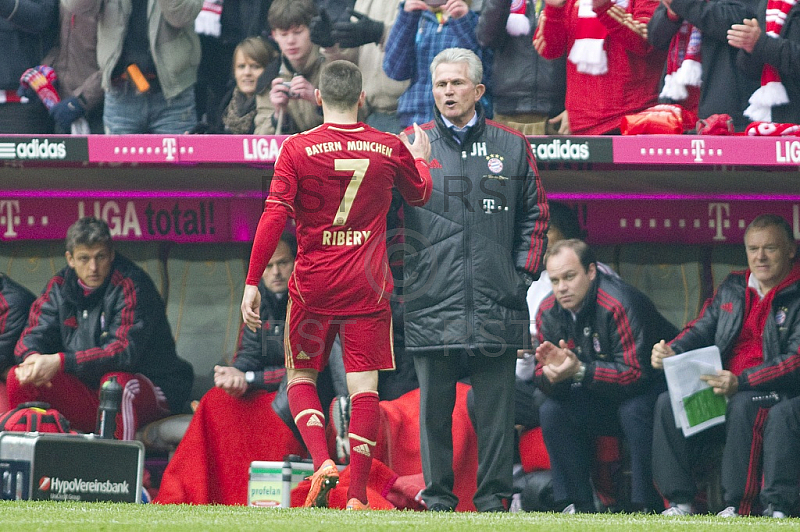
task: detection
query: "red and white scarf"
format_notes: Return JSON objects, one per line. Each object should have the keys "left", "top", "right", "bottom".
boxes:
{"left": 660, "top": 22, "right": 702, "bottom": 101}
{"left": 568, "top": 0, "right": 631, "bottom": 75}
{"left": 507, "top": 0, "right": 532, "bottom": 35}
{"left": 744, "top": 0, "right": 797, "bottom": 122}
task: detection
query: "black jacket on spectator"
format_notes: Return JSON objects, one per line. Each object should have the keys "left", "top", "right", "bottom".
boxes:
{"left": 648, "top": 0, "right": 760, "bottom": 131}
{"left": 534, "top": 270, "right": 678, "bottom": 400}
{"left": 476, "top": 0, "right": 566, "bottom": 118}
{"left": 0, "top": 275, "right": 35, "bottom": 376}
{"left": 0, "top": 0, "right": 58, "bottom": 89}
{"left": 15, "top": 254, "right": 194, "bottom": 413}
{"left": 735, "top": 0, "right": 800, "bottom": 124}
{"left": 232, "top": 280, "right": 286, "bottom": 391}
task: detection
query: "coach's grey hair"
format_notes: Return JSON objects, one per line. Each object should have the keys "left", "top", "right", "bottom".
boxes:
{"left": 429, "top": 48, "right": 483, "bottom": 86}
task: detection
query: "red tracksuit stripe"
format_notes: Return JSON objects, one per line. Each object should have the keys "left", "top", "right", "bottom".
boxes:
{"left": 15, "top": 276, "right": 64, "bottom": 358}
{"left": 740, "top": 407, "right": 770, "bottom": 515}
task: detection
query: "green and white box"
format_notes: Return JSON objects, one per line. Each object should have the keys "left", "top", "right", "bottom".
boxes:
{"left": 248, "top": 460, "right": 314, "bottom": 507}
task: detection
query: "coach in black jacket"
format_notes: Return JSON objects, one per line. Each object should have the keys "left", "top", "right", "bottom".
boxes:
{"left": 9, "top": 217, "right": 193, "bottom": 439}
{"left": 0, "top": 274, "right": 36, "bottom": 380}
{"left": 652, "top": 214, "right": 800, "bottom": 516}
{"left": 401, "top": 48, "right": 549, "bottom": 512}
{"left": 533, "top": 239, "right": 677, "bottom": 513}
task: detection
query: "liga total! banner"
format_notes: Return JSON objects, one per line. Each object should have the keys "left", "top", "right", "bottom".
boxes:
{"left": 0, "top": 197, "right": 263, "bottom": 242}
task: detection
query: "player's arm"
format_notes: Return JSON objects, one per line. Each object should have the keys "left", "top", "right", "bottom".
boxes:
{"left": 396, "top": 123, "right": 432, "bottom": 206}
{"left": 242, "top": 146, "right": 297, "bottom": 330}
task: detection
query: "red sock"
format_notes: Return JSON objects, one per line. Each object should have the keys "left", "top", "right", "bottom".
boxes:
{"left": 287, "top": 378, "right": 330, "bottom": 469}
{"left": 347, "top": 391, "right": 380, "bottom": 504}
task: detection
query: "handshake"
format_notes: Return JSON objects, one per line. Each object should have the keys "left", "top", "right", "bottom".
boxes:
{"left": 310, "top": 8, "right": 384, "bottom": 49}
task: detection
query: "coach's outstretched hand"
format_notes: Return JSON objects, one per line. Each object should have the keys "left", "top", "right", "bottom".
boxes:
{"left": 399, "top": 123, "right": 431, "bottom": 162}
{"left": 241, "top": 284, "right": 262, "bottom": 332}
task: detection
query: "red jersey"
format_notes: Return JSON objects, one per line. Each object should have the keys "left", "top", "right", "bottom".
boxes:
{"left": 247, "top": 122, "right": 432, "bottom": 315}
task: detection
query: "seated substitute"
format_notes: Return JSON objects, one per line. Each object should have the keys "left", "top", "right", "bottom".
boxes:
{"left": 651, "top": 214, "right": 800, "bottom": 517}
{"left": 0, "top": 274, "right": 36, "bottom": 412}
{"left": 533, "top": 239, "right": 678, "bottom": 513}
{"left": 8, "top": 217, "right": 194, "bottom": 440}
{"left": 155, "top": 233, "right": 309, "bottom": 505}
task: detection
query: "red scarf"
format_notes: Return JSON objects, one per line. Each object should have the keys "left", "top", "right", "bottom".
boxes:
{"left": 744, "top": 0, "right": 797, "bottom": 122}
{"left": 660, "top": 22, "right": 702, "bottom": 101}
{"left": 729, "top": 263, "right": 800, "bottom": 375}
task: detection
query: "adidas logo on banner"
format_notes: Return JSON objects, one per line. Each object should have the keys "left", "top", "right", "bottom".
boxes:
{"left": 353, "top": 443, "right": 371, "bottom": 457}
{"left": 297, "top": 351, "right": 310, "bottom": 360}
{"left": 307, "top": 414, "right": 323, "bottom": 428}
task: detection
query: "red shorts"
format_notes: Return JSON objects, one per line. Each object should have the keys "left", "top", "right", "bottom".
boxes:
{"left": 284, "top": 298, "right": 394, "bottom": 373}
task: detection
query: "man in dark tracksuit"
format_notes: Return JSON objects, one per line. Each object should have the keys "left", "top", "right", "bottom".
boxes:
{"left": 9, "top": 217, "right": 194, "bottom": 440}
{"left": 401, "top": 48, "right": 549, "bottom": 512}
{"left": 533, "top": 239, "right": 677, "bottom": 513}
{"left": 0, "top": 274, "right": 36, "bottom": 383}
{"left": 652, "top": 214, "right": 800, "bottom": 516}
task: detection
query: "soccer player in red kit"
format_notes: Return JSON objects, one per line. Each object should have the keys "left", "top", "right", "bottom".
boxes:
{"left": 241, "top": 59, "right": 432, "bottom": 510}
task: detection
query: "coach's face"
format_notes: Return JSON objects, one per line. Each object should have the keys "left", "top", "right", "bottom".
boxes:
{"left": 547, "top": 248, "right": 596, "bottom": 313}
{"left": 432, "top": 61, "right": 485, "bottom": 129}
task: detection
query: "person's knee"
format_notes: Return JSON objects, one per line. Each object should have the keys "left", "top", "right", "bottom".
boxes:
{"left": 538, "top": 398, "right": 562, "bottom": 429}
{"left": 346, "top": 370, "right": 378, "bottom": 395}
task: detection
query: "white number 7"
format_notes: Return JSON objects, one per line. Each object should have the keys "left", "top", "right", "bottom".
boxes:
{"left": 332, "top": 159, "right": 370, "bottom": 226}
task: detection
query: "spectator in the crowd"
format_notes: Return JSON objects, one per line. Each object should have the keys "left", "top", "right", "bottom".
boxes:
{"left": 8, "top": 217, "right": 194, "bottom": 440}
{"left": 647, "top": 0, "right": 759, "bottom": 131}
{"left": 310, "top": 0, "right": 409, "bottom": 133}
{"left": 383, "top": 0, "right": 490, "bottom": 130}
{"left": 40, "top": 0, "right": 104, "bottom": 134}
{"left": 0, "top": 0, "right": 57, "bottom": 133}
{"left": 0, "top": 274, "right": 36, "bottom": 412}
{"left": 64, "top": 0, "right": 201, "bottom": 134}
{"left": 727, "top": 0, "right": 800, "bottom": 124}
{"left": 533, "top": 0, "right": 665, "bottom": 135}
{"left": 533, "top": 239, "right": 677, "bottom": 513}
{"left": 400, "top": 48, "right": 548, "bottom": 512}
{"left": 477, "top": 0, "right": 566, "bottom": 135}
{"left": 155, "top": 233, "right": 308, "bottom": 505}
{"left": 219, "top": 37, "right": 278, "bottom": 134}
{"left": 760, "top": 395, "right": 800, "bottom": 518}
{"left": 193, "top": 0, "right": 273, "bottom": 128}
{"left": 651, "top": 214, "right": 800, "bottom": 516}
{"left": 253, "top": 0, "right": 325, "bottom": 135}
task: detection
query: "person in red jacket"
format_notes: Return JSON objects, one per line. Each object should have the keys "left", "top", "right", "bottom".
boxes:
{"left": 533, "top": 0, "right": 666, "bottom": 134}
{"left": 241, "top": 59, "right": 432, "bottom": 510}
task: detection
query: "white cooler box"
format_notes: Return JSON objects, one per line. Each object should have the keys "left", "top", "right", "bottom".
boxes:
{"left": 0, "top": 432, "right": 144, "bottom": 502}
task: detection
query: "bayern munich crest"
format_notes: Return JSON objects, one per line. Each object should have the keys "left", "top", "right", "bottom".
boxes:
{"left": 593, "top": 336, "right": 601, "bottom": 353}
{"left": 486, "top": 154, "right": 504, "bottom": 173}
{"left": 776, "top": 309, "right": 787, "bottom": 326}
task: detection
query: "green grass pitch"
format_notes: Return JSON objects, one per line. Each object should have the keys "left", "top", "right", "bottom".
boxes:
{"left": 0, "top": 502, "right": 797, "bottom": 531}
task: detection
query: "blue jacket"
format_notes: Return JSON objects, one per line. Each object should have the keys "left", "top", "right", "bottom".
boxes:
{"left": 383, "top": 4, "right": 488, "bottom": 128}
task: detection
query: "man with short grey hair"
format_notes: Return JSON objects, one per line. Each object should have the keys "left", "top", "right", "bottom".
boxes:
{"left": 400, "top": 47, "right": 549, "bottom": 512}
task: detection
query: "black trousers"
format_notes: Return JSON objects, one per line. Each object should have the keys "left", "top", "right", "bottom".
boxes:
{"left": 539, "top": 386, "right": 662, "bottom": 510}
{"left": 0, "top": 102, "right": 53, "bottom": 134}
{"left": 413, "top": 347, "right": 517, "bottom": 511}
{"left": 652, "top": 390, "right": 779, "bottom": 514}
{"left": 761, "top": 395, "right": 800, "bottom": 514}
